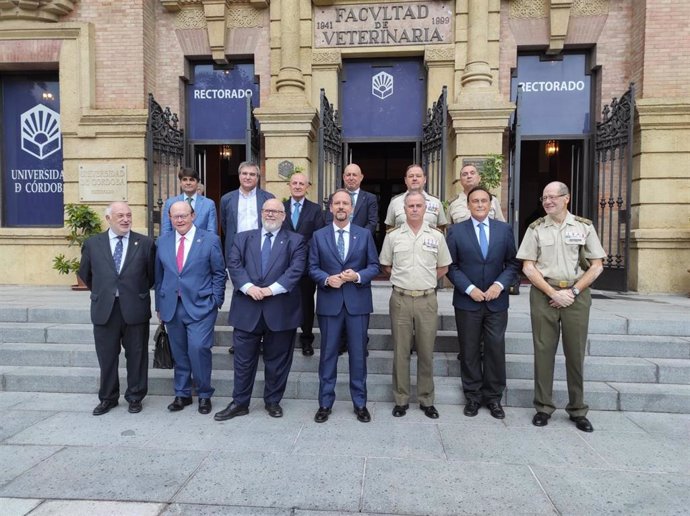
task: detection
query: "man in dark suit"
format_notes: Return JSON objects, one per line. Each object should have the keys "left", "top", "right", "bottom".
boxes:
{"left": 282, "top": 172, "right": 325, "bottom": 356}
{"left": 214, "top": 198, "right": 306, "bottom": 421}
{"left": 79, "top": 201, "right": 156, "bottom": 416}
{"left": 446, "top": 186, "right": 520, "bottom": 419}
{"left": 309, "top": 190, "right": 379, "bottom": 423}
{"left": 219, "top": 161, "right": 274, "bottom": 265}
{"left": 161, "top": 167, "right": 218, "bottom": 234}
{"left": 155, "top": 201, "right": 227, "bottom": 415}
{"left": 325, "top": 163, "right": 378, "bottom": 235}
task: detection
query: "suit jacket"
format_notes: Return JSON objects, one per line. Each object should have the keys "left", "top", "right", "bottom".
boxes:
{"left": 309, "top": 224, "right": 380, "bottom": 316}
{"left": 79, "top": 231, "right": 156, "bottom": 325}
{"left": 154, "top": 228, "right": 227, "bottom": 322}
{"left": 161, "top": 194, "right": 217, "bottom": 235}
{"left": 228, "top": 229, "right": 306, "bottom": 332}
{"left": 446, "top": 219, "right": 520, "bottom": 312}
{"left": 325, "top": 189, "right": 378, "bottom": 235}
{"left": 220, "top": 187, "right": 274, "bottom": 264}
{"left": 282, "top": 197, "right": 325, "bottom": 274}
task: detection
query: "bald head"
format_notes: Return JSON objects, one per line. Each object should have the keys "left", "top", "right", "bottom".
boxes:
{"left": 343, "top": 163, "right": 364, "bottom": 192}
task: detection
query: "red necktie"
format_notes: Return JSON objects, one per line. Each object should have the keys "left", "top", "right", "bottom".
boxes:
{"left": 176, "top": 235, "right": 185, "bottom": 272}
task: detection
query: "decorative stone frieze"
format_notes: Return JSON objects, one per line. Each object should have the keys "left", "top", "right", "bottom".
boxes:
{"left": 572, "top": 0, "right": 608, "bottom": 17}
{"left": 312, "top": 49, "right": 341, "bottom": 66}
{"left": 0, "top": 0, "right": 77, "bottom": 22}
{"left": 509, "top": 0, "right": 547, "bottom": 19}
{"left": 227, "top": 5, "right": 263, "bottom": 28}
{"left": 174, "top": 5, "right": 207, "bottom": 29}
{"left": 425, "top": 45, "right": 454, "bottom": 63}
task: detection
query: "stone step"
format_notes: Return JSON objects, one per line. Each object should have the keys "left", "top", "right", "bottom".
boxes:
{"left": 2, "top": 365, "right": 689, "bottom": 413}
{"left": 2, "top": 343, "right": 688, "bottom": 385}
{"left": 2, "top": 321, "right": 689, "bottom": 359}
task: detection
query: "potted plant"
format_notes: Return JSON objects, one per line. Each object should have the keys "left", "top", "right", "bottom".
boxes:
{"left": 52, "top": 203, "right": 103, "bottom": 290}
{"left": 479, "top": 154, "right": 503, "bottom": 190}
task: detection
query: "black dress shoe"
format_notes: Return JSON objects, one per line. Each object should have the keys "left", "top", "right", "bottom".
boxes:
{"left": 392, "top": 404, "right": 409, "bottom": 417}
{"left": 228, "top": 345, "right": 234, "bottom": 354}
{"left": 93, "top": 400, "right": 118, "bottom": 416}
{"left": 487, "top": 402, "right": 505, "bottom": 420}
{"left": 198, "top": 398, "right": 212, "bottom": 415}
{"left": 265, "top": 402, "right": 283, "bottom": 418}
{"left": 463, "top": 400, "right": 480, "bottom": 417}
{"left": 214, "top": 402, "right": 249, "bottom": 421}
{"left": 302, "top": 342, "right": 314, "bottom": 356}
{"left": 354, "top": 406, "right": 371, "bottom": 423}
{"left": 420, "top": 405, "right": 439, "bottom": 419}
{"left": 570, "top": 415, "right": 594, "bottom": 433}
{"left": 314, "top": 406, "right": 331, "bottom": 423}
{"left": 167, "top": 396, "right": 193, "bottom": 412}
{"left": 128, "top": 400, "right": 142, "bottom": 414}
{"left": 532, "top": 412, "right": 551, "bottom": 427}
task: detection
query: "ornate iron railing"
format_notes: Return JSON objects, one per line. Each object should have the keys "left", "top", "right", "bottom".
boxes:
{"left": 421, "top": 86, "right": 448, "bottom": 200}
{"left": 317, "top": 89, "right": 343, "bottom": 207}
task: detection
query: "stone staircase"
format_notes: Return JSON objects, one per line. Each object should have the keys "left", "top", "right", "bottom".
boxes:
{"left": 1, "top": 289, "right": 689, "bottom": 413}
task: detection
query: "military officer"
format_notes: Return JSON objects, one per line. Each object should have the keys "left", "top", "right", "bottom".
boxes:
{"left": 447, "top": 164, "right": 505, "bottom": 224}
{"left": 379, "top": 191, "right": 452, "bottom": 419}
{"left": 385, "top": 164, "right": 447, "bottom": 229}
{"left": 516, "top": 181, "right": 605, "bottom": 433}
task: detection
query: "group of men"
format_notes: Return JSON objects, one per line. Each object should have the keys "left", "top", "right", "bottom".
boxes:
{"left": 79, "top": 159, "right": 605, "bottom": 433}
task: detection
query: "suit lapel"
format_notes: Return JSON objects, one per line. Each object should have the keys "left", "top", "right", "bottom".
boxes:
{"left": 265, "top": 232, "right": 287, "bottom": 276}
{"left": 182, "top": 231, "right": 203, "bottom": 272}
{"left": 98, "top": 232, "right": 118, "bottom": 273}
{"left": 325, "top": 227, "right": 342, "bottom": 264}
{"left": 344, "top": 226, "right": 359, "bottom": 263}
{"left": 465, "top": 221, "right": 484, "bottom": 260}
{"left": 119, "top": 232, "right": 141, "bottom": 274}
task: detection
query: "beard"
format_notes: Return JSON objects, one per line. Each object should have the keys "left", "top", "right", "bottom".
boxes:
{"left": 263, "top": 219, "right": 282, "bottom": 232}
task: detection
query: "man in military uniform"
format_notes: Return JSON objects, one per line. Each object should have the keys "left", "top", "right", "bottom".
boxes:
{"left": 385, "top": 164, "right": 447, "bottom": 229}
{"left": 516, "top": 181, "right": 605, "bottom": 432}
{"left": 379, "top": 191, "right": 452, "bottom": 419}
{"left": 447, "top": 164, "right": 505, "bottom": 224}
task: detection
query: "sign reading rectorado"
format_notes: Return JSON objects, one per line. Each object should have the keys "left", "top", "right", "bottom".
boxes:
{"left": 314, "top": 2, "right": 453, "bottom": 48}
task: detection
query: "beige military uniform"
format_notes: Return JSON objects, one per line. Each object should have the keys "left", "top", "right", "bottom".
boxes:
{"left": 384, "top": 191, "right": 448, "bottom": 228}
{"left": 516, "top": 212, "right": 606, "bottom": 418}
{"left": 447, "top": 193, "right": 505, "bottom": 224}
{"left": 379, "top": 222, "right": 452, "bottom": 407}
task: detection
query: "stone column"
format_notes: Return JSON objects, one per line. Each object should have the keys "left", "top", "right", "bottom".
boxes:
{"left": 461, "top": 0, "right": 492, "bottom": 89}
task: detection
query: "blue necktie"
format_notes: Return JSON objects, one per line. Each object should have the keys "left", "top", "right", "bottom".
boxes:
{"left": 261, "top": 232, "right": 273, "bottom": 275}
{"left": 337, "top": 229, "right": 345, "bottom": 261}
{"left": 291, "top": 202, "right": 300, "bottom": 228}
{"left": 349, "top": 192, "right": 355, "bottom": 222}
{"left": 113, "top": 236, "right": 123, "bottom": 273}
{"left": 478, "top": 222, "right": 488, "bottom": 259}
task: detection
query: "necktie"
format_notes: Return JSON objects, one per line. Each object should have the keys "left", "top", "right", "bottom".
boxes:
{"left": 262, "top": 232, "right": 273, "bottom": 274}
{"left": 113, "top": 236, "right": 123, "bottom": 273}
{"left": 176, "top": 235, "right": 185, "bottom": 272}
{"left": 292, "top": 202, "right": 301, "bottom": 228}
{"left": 478, "top": 222, "right": 488, "bottom": 259}
{"left": 337, "top": 229, "right": 345, "bottom": 261}
{"left": 186, "top": 196, "right": 193, "bottom": 206}
{"left": 349, "top": 192, "right": 355, "bottom": 222}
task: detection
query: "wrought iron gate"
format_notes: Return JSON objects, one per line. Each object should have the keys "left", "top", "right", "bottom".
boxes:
{"left": 421, "top": 86, "right": 448, "bottom": 200}
{"left": 593, "top": 84, "right": 635, "bottom": 291}
{"left": 146, "top": 94, "right": 184, "bottom": 237}
{"left": 246, "top": 95, "right": 260, "bottom": 163}
{"left": 317, "top": 89, "right": 343, "bottom": 207}
{"left": 508, "top": 86, "right": 523, "bottom": 244}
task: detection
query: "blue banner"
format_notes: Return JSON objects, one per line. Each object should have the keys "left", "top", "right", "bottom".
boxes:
{"left": 511, "top": 54, "right": 591, "bottom": 136}
{"left": 2, "top": 76, "right": 63, "bottom": 227}
{"left": 187, "top": 63, "right": 259, "bottom": 142}
{"left": 342, "top": 59, "right": 425, "bottom": 140}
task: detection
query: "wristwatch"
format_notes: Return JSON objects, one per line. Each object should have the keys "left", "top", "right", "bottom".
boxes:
{"left": 571, "top": 286, "right": 580, "bottom": 297}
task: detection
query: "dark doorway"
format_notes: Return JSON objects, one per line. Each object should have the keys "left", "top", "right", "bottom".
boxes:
{"left": 345, "top": 141, "right": 416, "bottom": 248}
{"left": 192, "top": 143, "right": 247, "bottom": 234}
{"left": 517, "top": 138, "right": 587, "bottom": 239}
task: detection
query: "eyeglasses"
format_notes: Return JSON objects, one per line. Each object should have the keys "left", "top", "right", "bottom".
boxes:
{"left": 539, "top": 194, "right": 567, "bottom": 203}
{"left": 240, "top": 171, "right": 258, "bottom": 177}
{"left": 171, "top": 214, "right": 191, "bottom": 220}
{"left": 261, "top": 209, "right": 285, "bottom": 216}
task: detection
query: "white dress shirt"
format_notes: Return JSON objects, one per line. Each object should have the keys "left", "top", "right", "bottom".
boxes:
{"left": 237, "top": 187, "right": 259, "bottom": 233}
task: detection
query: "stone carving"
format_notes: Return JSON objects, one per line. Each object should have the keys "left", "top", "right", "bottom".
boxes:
{"left": 509, "top": 0, "right": 548, "bottom": 19}
{"left": 227, "top": 5, "right": 264, "bottom": 28}
{"left": 425, "top": 45, "right": 454, "bottom": 62}
{"left": 0, "top": 0, "right": 77, "bottom": 22}
{"left": 572, "top": 0, "right": 608, "bottom": 16}
{"left": 174, "top": 6, "right": 207, "bottom": 29}
{"left": 312, "top": 50, "right": 341, "bottom": 66}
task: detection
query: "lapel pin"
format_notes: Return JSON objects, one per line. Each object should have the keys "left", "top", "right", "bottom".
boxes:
{"left": 134, "top": 242, "right": 138, "bottom": 246}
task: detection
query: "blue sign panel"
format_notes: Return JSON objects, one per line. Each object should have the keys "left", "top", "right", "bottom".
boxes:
{"left": 511, "top": 54, "right": 591, "bottom": 136}
{"left": 2, "top": 76, "right": 63, "bottom": 227}
{"left": 342, "top": 59, "right": 425, "bottom": 139}
{"left": 187, "top": 63, "right": 259, "bottom": 142}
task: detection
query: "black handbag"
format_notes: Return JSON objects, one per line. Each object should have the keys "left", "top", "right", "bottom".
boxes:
{"left": 153, "top": 323, "right": 174, "bottom": 369}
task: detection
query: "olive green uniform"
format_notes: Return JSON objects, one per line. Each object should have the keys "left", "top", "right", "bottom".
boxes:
{"left": 516, "top": 212, "right": 606, "bottom": 417}
{"left": 385, "top": 191, "right": 448, "bottom": 228}
{"left": 447, "top": 193, "right": 505, "bottom": 224}
{"left": 379, "top": 222, "right": 452, "bottom": 406}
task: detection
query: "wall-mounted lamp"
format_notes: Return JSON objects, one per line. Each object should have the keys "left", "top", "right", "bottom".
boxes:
{"left": 545, "top": 140, "right": 559, "bottom": 157}
{"left": 220, "top": 145, "right": 232, "bottom": 160}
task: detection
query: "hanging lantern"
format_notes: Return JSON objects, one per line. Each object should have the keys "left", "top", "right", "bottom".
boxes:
{"left": 545, "top": 140, "right": 559, "bottom": 157}
{"left": 220, "top": 145, "right": 233, "bottom": 160}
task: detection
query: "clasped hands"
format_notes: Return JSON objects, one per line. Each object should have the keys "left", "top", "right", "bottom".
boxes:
{"left": 549, "top": 288, "right": 575, "bottom": 308}
{"left": 469, "top": 283, "right": 503, "bottom": 303}
{"left": 326, "top": 269, "right": 358, "bottom": 289}
{"left": 246, "top": 285, "right": 273, "bottom": 301}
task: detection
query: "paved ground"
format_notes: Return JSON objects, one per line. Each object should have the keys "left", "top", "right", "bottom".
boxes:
{"left": 1, "top": 285, "right": 689, "bottom": 515}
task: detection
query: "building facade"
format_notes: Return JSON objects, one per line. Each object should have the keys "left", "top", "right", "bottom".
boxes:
{"left": 0, "top": 0, "right": 688, "bottom": 293}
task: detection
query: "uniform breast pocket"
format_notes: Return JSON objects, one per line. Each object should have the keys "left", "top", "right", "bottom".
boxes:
{"left": 392, "top": 241, "right": 413, "bottom": 267}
